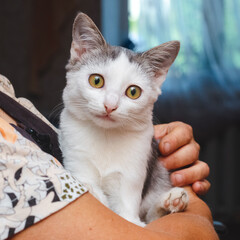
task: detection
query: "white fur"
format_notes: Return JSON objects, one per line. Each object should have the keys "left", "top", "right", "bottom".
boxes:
{"left": 60, "top": 53, "right": 158, "bottom": 225}
{"left": 60, "top": 45, "right": 188, "bottom": 226}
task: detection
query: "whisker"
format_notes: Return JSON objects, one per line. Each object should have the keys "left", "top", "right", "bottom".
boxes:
{"left": 49, "top": 102, "right": 64, "bottom": 127}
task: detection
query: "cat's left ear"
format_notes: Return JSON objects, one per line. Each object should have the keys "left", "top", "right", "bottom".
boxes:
{"left": 142, "top": 41, "right": 180, "bottom": 87}
{"left": 70, "top": 12, "right": 107, "bottom": 61}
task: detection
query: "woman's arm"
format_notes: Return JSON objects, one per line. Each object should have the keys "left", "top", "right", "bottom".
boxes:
{"left": 13, "top": 188, "right": 218, "bottom": 240}
{"left": 0, "top": 108, "right": 215, "bottom": 239}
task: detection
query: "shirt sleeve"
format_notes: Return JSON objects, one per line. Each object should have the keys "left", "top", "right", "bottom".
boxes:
{"left": 0, "top": 117, "right": 88, "bottom": 240}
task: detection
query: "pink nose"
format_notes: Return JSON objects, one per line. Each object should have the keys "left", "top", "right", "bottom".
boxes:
{"left": 104, "top": 105, "right": 118, "bottom": 114}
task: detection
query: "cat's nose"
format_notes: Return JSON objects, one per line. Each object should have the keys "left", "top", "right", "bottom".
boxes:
{"left": 104, "top": 93, "right": 119, "bottom": 114}
{"left": 104, "top": 105, "right": 118, "bottom": 114}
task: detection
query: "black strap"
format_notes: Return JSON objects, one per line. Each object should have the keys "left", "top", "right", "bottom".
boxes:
{"left": 0, "top": 91, "right": 63, "bottom": 164}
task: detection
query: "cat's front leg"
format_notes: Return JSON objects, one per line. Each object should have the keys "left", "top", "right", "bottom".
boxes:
{"left": 66, "top": 161, "right": 109, "bottom": 207}
{"left": 118, "top": 176, "right": 146, "bottom": 227}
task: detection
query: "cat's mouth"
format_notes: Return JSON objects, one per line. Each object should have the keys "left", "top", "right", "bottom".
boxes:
{"left": 95, "top": 114, "right": 115, "bottom": 122}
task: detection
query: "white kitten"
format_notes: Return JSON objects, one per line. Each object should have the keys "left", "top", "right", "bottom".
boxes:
{"left": 59, "top": 13, "right": 188, "bottom": 226}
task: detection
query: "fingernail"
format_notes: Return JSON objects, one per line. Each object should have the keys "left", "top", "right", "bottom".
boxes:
{"left": 196, "top": 182, "right": 203, "bottom": 192}
{"left": 174, "top": 174, "right": 183, "bottom": 185}
{"left": 164, "top": 142, "right": 171, "bottom": 153}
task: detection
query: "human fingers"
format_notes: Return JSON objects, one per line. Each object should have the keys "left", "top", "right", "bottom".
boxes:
{"left": 154, "top": 123, "right": 169, "bottom": 139}
{"left": 170, "top": 160, "right": 210, "bottom": 187}
{"left": 154, "top": 122, "right": 194, "bottom": 156}
{"left": 159, "top": 140, "right": 200, "bottom": 170}
{"left": 192, "top": 180, "right": 211, "bottom": 195}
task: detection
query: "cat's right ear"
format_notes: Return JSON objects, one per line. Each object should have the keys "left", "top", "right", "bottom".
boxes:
{"left": 142, "top": 41, "right": 180, "bottom": 88}
{"left": 70, "top": 12, "right": 107, "bottom": 60}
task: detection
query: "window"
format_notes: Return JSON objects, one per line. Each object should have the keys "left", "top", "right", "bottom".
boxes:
{"left": 128, "top": 0, "right": 240, "bottom": 79}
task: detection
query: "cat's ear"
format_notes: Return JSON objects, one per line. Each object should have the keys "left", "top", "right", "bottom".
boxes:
{"left": 142, "top": 41, "right": 180, "bottom": 87}
{"left": 70, "top": 12, "right": 107, "bottom": 60}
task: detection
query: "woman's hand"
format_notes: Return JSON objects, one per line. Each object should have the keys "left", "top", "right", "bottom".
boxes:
{"left": 154, "top": 122, "right": 210, "bottom": 195}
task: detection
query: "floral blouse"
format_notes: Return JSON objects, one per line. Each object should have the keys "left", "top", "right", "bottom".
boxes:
{"left": 0, "top": 74, "right": 87, "bottom": 239}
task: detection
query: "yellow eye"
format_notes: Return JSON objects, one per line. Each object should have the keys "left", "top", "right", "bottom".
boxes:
{"left": 89, "top": 74, "right": 104, "bottom": 88}
{"left": 126, "top": 85, "right": 142, "bottom": 99}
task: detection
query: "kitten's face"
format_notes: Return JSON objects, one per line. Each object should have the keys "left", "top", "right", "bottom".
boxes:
{"left": 64, "top": 48, "right": 158, "bottom": 130}
{"left": 63, "top": 13, "right": 180, "bottom": 130}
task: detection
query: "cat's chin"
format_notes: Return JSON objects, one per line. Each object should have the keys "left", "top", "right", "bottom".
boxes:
{"left": 92, "top": 114, "right": 120, "bottom": 129}
{"left": 95, "top": 114, "right": 115, "bottom": 122}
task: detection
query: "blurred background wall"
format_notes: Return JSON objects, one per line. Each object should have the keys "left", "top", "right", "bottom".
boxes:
{"left": 0, "top": 0, "right": 101, "bottom": 118}
{"left": 0, "top": 0, "right": 239, "bottom": 239}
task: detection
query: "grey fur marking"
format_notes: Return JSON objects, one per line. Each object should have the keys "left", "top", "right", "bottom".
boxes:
{"left": 66, "top": 45, "right": 142, "bottom": 72}
{"left": 142, "top": 138, "right": 172, "bottom": 200}
{"left": 142, "top": 138, "right": 161, "bottom": 199}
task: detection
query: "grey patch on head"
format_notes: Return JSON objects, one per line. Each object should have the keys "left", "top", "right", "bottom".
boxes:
{"left": 66, "top": 45, "right": 126, "bottom": 72}
{"left": 122, "top": 48, "right": 141, "bottom": 63}
{"left": 120, "top": 48, "right": 155, "bottom": 79}
{"left": 66, "top": 43, "right": 146, "bottom": 74}
{"left": 66, "top": 47, "right": 107, "bottom": 72}
{"left": 142, "top": 138, "right": 172, "bottom": 200}
{"left": 107, "top": 46, "right": 122, "bottom": 60}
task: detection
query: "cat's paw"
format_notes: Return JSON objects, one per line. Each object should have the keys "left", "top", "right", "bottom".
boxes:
{"left": 162, "top": 187, "right": 188, "bottom": 213}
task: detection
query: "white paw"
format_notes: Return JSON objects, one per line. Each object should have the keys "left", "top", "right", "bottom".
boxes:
{"left": 162, "top": 187, "right": 188, "bottom": 213}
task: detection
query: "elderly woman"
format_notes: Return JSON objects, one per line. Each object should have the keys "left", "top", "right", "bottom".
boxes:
{"left": 0, "top": 74, "right": 217, "bottom": 240}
